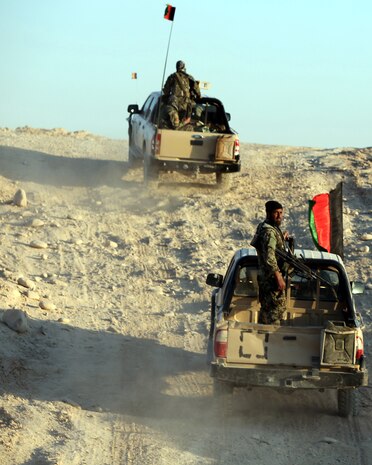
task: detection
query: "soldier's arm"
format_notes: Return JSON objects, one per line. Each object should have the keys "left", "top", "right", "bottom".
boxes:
{"left": 265, "top": 231, "right": 286, "bottom": 290}
{"left": 163, "top": 75, "right": 172, "bottom": 96}
{"left": 265, "top": 230, "right": 280, "bottom": 273}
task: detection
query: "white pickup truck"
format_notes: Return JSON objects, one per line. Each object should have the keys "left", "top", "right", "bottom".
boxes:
{"left": 206, "top": 248, "right": 368, "bottom": 417}
{"left": 127, "top": 92, "right": 240, "bottom": 187}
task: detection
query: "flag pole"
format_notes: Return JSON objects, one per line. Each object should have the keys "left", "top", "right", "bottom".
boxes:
{"left": 131, "top": 72, "right": 138, "bottom": 104}
{"left": 160, "top": 19, "right": 174, "bottom": 92}
{"left": 157, "top": 5, "right": 176, "bottom": 127}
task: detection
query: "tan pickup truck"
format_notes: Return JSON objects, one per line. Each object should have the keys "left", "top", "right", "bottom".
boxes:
{"left": 206, "top": 248, "right": 368, "bottom": 417}
{"left": 127, "top": 92, "right": 240, "bottom": 187}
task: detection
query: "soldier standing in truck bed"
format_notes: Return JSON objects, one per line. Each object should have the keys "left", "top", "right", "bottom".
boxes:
{"left": 162, "top": 60, "right": 201, "bottom": 129}
{"left": 250, "top": 200, "right": 289, "bottom": 325}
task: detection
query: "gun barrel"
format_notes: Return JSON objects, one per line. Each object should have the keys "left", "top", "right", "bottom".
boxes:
{"left": 275, "top": 249, "right": 334, "bottom": 289}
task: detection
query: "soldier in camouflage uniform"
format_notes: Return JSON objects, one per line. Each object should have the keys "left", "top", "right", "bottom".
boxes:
{"left": 162, "top": 60, "right": 200, "bottom": 129}
{"left": 251, "top": 201, "right": 289, "bottom": 324}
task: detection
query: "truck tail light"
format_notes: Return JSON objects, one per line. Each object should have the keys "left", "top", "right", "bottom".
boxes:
{"left": 233, "top": 139, "right": 240, "bottom": 157}
{"left": 355, "top": 333, "right": 364, "bottom": 361}
{"left": 214, "top": 329, "right": 228, "bottom": 358}
{"left": 153, "top": 133, "right": 161, "bottom": 155}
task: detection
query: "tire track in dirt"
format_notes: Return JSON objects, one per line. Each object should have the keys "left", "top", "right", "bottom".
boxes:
{"left": 347, "top": 396, "right": 372, "bottom": 465}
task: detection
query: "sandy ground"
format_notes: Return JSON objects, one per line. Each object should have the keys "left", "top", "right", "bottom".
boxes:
{"left": 0, "top": 126, "right": 371, "bottom": 465}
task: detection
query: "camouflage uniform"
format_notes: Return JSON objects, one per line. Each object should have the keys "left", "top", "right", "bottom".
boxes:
{"left": 251, "top": 221, "right": 287, "bottom": 324}
{"left": 162, "top": 71, "right": 200, "bottom": 129}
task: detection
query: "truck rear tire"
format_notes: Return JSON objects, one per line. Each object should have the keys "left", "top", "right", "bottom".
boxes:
{"left": 213, "top": 379, "right": 234, "bottom": 417}
{"left": 337, "top": 389, "right": 357, "bottom": 417}
{"left": 216, "top": 172, "right": 231, "bottom": 189}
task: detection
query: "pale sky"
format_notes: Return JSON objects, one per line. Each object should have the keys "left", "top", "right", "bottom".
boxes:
{"left": 1, "top": 0, "right": 371, "bottom": 147}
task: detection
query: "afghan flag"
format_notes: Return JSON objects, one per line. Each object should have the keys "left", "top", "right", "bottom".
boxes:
{"left": 164, "top": 4, "right": 176, "bottom": 21}
{"left": 308, "top": 182, "right": 344, "bottom": 258}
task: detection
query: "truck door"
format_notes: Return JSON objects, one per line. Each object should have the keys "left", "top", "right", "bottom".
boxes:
{"left": 133, "top": 95, "right": 154, "bottom": 152}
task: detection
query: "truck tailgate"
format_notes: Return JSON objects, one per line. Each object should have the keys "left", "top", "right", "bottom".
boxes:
{"left": 158, "top": 129, "right": 235, "bottom": 161}
{"left": 226, "top": 324, "right": 321, "bottom": 367}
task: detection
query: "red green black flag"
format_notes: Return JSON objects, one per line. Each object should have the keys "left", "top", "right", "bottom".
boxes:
{"left": 164, "top": 4, "right": 176, "bottom": 21}
{"left": 308, "top": 182, "right": 344, "bottom": 258}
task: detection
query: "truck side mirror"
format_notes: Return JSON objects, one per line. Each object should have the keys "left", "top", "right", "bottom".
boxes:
{"left": 206, "top": 273, "right": 223, "bottom": 288}
{"left": 356, "top": 312, "right": 365, "bottom": 329}
{"left": 225, "top": 112, "right": 231, "bottom": 121}
{"left": 127, "top": 104, "right": 139, "bottom": 114}
{"left": 350, "top": 281, "right": 365, "bottom": 295}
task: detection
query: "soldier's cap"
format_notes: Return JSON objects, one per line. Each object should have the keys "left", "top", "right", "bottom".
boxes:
{"left": 176, "top": 60, "right": 185, "bottom": 71}
{"left": 265, "top": 200, "right": 283, "bottom": 213}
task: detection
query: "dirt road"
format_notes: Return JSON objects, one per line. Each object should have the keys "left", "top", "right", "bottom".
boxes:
{"left": 0, "top": 128, "right": 371, "bottom": 464}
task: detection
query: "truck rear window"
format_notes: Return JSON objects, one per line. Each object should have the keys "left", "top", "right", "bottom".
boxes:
{"left": 234, "top": 264, "right": 340, "bottom": 302}
{"left": 234, "top": 266, "right": 259, "bottom": 297}
{"left": 192, "top": 102, "right": 227, "bottom": 133}
{"left": 290, "top": 268, "right": 339, "bottom": 302}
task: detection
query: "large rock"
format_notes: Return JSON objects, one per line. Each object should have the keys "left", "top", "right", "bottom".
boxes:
{"left": 17, "top": 277, "right": 36, "bottom": 290}
{"left": 29, "top": 218, "right": 45, "bottom": 228}
{"left": 2, "top": 309, "right": 28, "bottom": 333}
{"left": 29, "top": 240, "right": 48, "bottom": 249}
{"left": 13, "top": 189, "right": 28, "bottom": 207}
{"left": 39, "top": 299, "right": 56, "bottom": 311}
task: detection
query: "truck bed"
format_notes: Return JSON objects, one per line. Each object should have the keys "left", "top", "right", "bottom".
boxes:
{"left": 226, "top": 323, "right": 322, "bottom": 367}
{"left": 156, "top": 129, "right": 238, "bottom": 163}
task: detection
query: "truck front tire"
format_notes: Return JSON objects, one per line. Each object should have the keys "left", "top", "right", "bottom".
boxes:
{"left": 144, "top": 156, "right": 159, "bottom": 188}
{"left": 128, "top": 151, "right": 138, "bottom": 169}
{"left": 128, "top": 135, "right": 142, "bottom": 169}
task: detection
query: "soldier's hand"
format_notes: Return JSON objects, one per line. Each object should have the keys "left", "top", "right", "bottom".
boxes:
{"left": 275, "top": 271, "right": 286, "bottom": 291}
